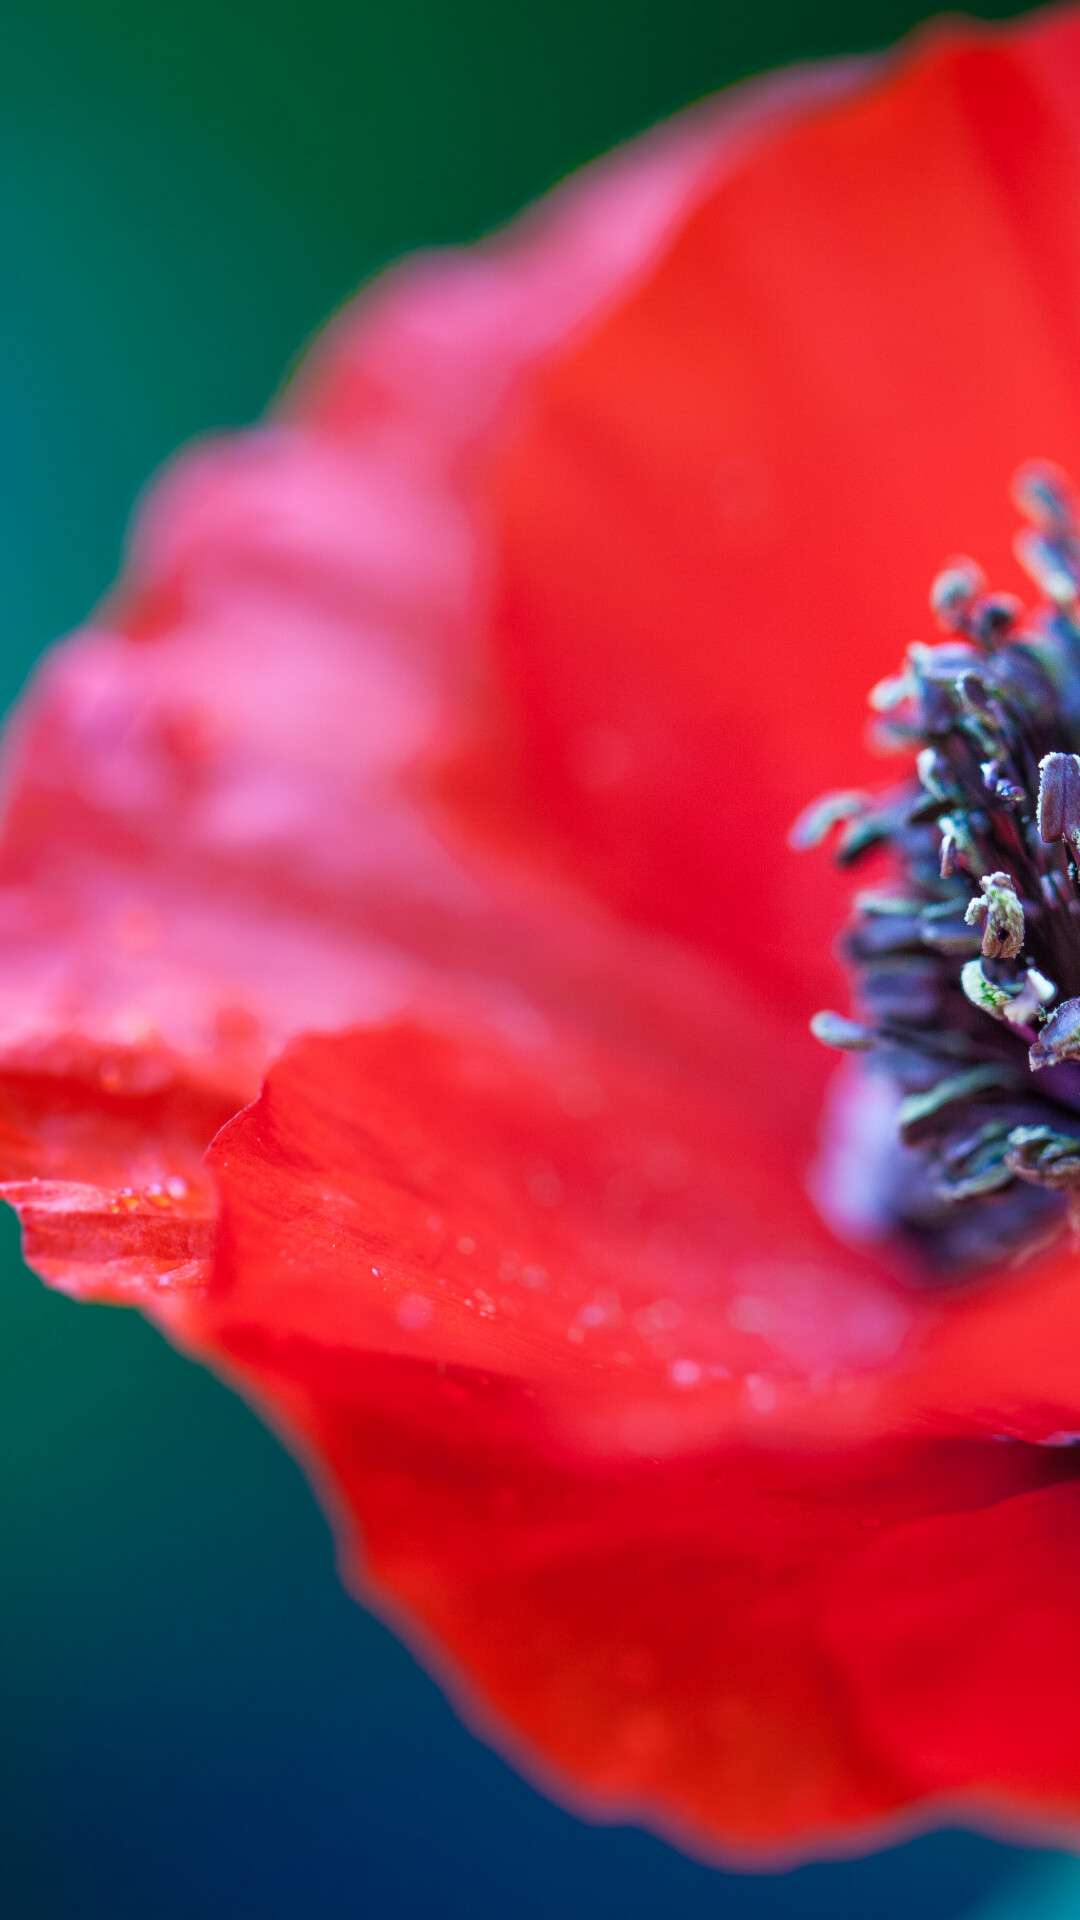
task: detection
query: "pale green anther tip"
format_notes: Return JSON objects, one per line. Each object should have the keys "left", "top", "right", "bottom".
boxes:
{"left": 898, "top": 1063, "right": 1023, "bottom": 1141}
{"left": 960, "top": 958, "right": 1004, "bottom": 1018}
{"left": 929, "top": 556, "right": 984, "bottom": 630}
{"left": 917, "top": 747, "right": 947, "bottom": 796}
{"left": 961, "top": 958, "right": 1055, "bottom": 1027}
{"left": 963, "top": 870, "right": 1025, "bottom": 960}
{"left": 1014, "top": 527, "right": 1079, "bottom": 606}
{"left": 1005, "top": 1123, "right": 1080, "bottom": 1191}
{"left": 809, "top": 1010, "right": 876, "bottom": 1051}
{"left": 854, "top": 891, "right": 925, "bottom": 916}
{"left": 1028, "top": 995, "right": 1080, "bottom": 1071}
{"left": 867, "top": 672, "right": 913, "bottom": 713}
{"left": 788, "top": 790, "right": 866, "bottom": 851}
{"left": 1011, "top": 458, "right": 1078, "bottom": 532}
{"left": 939, "top": 813, "right": 987, "bottom": 881}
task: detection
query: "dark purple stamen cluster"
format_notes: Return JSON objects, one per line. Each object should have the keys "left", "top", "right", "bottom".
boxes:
{"left": 798, "top": 461, "right": 1080, "bottom": 1281}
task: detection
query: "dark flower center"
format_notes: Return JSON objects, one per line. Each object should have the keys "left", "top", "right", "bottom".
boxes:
{"left": 800, "top": 462, "right": 1080, "bottom": 1283}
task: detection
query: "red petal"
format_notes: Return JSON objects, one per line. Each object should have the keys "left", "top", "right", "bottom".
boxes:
{"left": 0, "top": 1050, "right": 224, "bottom": 1308}
{"left": 824, "top": 1478, "right": 1080, "bottom": 1823}
{"left": 197, "top": 1018, "right": 919, "bottom": 1438}
{"left": 479, "top": 9, "right": 1080, "bottom": 1019}
{"left": 188, "top": 1020, "right": 1080, "bottom": 1847}
{"left": 877, "top": 1252, "right": 1080, "bottom": 1448}
{"left": 0, "top": 78, "right": 761, "bottom": 1301}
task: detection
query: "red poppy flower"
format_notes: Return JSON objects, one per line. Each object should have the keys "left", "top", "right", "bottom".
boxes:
{"left": 7, "top": 0, "right": 1080, "bottom": 1863}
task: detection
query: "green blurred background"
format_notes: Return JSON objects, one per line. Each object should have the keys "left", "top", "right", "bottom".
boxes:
{"left": 0, "top": 4, "right": 1073, "bottom": 1915}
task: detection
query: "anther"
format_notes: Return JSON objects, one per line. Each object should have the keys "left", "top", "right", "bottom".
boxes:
{"left": 809, "top": 1011, "right": 877, "bottom": 1051}
{"left": 1015, "top": 530, "right": 1080, "bottom": 606}
{"left": 897, "top": 1064, "right": 1023, "bottom": 1143}
{"left": 868, "top": 671, "right": 915, "bottom": 713}
{"left": 1029, "top": 996, "right": 1080, "bottom": 1070}
{"left": 939, "top": 814, "right": 985, "bottom": 879}
{"left": 788, "top": 789, "right": 866, "bottom": 851}
{"left": 960, "top": 959, "right": 1055, "bottom": 1028}
{"left": 916, "top": 747, "right": 950, "bottom": 797}
{"left": 970, "top": 593, "right": 1022, "bottom": 644}
{"left": 1012, "top": 463, "right": 1080, "bottom": 604}
{"left": 1005, "top": 1124, "right": 1080, "bottom": 1191}
{"left": 1011, "top": 459, "right": 1079, "bottom": 537}
{"left": 1038, "top": 753, "right": 1080, "bottom": 852}
{"left": 963, "top": 871, "right": 1025, "bottom": 959}
{"left": 930, "top": 558, "right": 986, "bottom": 633}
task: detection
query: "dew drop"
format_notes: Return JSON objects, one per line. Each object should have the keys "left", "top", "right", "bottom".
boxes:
{"left": 669, "top": 1358, "right": 702, "bottom": 1389}
{"left": 745, "top": 1374, "right": 779, "bottom": 1414}
{"left": 396, "top": 1294, "right": 433, "bottom": 1332}
{"left": 525, "top": 1162, "right": 563, "bottom": 1208}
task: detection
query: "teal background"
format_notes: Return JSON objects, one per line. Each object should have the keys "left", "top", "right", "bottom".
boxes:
{"left": 0, "top": 4, "right": 1072, "bottom": 1915}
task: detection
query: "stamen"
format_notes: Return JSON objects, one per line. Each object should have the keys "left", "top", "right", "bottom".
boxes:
{"left": 1013, "top": 460, "right": 1080, "bottom": 606}
{"left": 964, "top": 871, "right": 1025, "bottom": 959}
{"left": 929, "top": 557, "right": 986, "bottom": 633}
{"left": 1029, "top": 998, "right": 1080, "bottom": 1070}
{"left": 801, "top": 462, "right": 1080, "bottom": 1280}
{"left": 809, "top": 1010, "right": 878, "bottom": 1051}
{"left": 1006, "top": 1123, "right": 1080, "bottom": 1189}
{"left": 789, "top": 790, "right": 868, "bottom": 850}
{"left": 959, "top": 957, "right": 1055, "bottom": 1028}
{"left": 1037, "top": 752, "right": 1080, "bottom": 853}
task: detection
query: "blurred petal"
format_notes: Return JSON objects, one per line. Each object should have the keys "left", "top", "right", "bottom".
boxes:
{"left": 825, "top": 1479, "right": 1080, "bottom": 1817}
{"left": 2, "top": 0, "right": 1080, "bottom": 1858}
{"left": 192, "top": 1021, "right": 1080, "bottom": 1847}
{"left": 197, "top": 1018, "right": 912, "bottom": 1436}
{"left": 482, "top": 9, "right": 1080, "bottom": 1016}
{"left": 0, "top": 60, "right": 844, "bottom": 1301}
